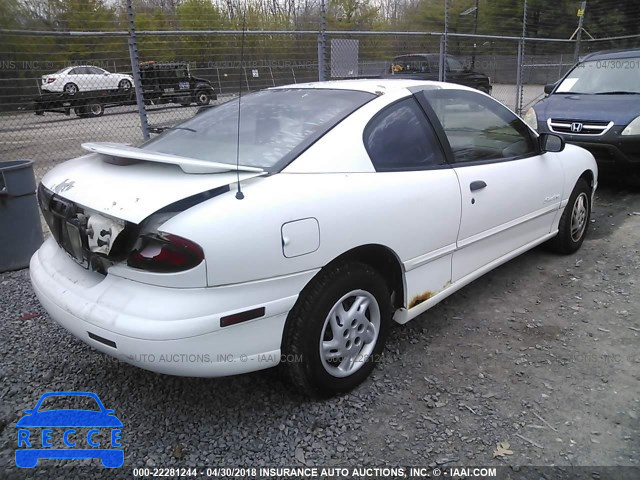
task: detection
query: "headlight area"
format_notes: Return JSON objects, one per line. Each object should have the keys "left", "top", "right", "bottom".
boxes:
{"left": 523, "top": 107, "right": 538, "bottom": 131}
{"left": 622, "top": 115, "right": 640, "bottom": 136}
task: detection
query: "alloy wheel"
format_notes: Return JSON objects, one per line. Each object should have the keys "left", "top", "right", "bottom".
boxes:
{"left": 570, "top": 192, "right": 588, "bottom": 242}
{"left": 319, "top": 289, "right": 381, "bottom": 378}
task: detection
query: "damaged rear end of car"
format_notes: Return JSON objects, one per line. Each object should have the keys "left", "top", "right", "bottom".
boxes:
{"left": 29, "top": 145, "right": 295, "bottom": 377}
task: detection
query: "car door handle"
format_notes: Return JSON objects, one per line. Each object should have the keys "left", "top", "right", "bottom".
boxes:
{"left": 470, "top": 180, "right": 487, "bottom": 191}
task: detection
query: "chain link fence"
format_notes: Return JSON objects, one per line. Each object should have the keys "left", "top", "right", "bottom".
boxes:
{"left": 1, "top": 0, "right": 639, "bottom": 184}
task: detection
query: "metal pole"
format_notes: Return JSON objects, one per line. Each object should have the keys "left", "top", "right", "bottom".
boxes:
{"left": 126, "top": 0, "right": 149, "bottom": 141}
{"left": 442, "top": 0, "right": 449, "bottom": 82}
{"left": 515, "top": 40, "right": 523, "bottom": 114}
{"left": 574, "top": 1, "right": 587, "bottom": 61}
{"left": 438, "top": 35, "right": 445, "bottom": 82}
{"left": 471, "top": 0, "right": 479, "bottom": 69}
{"left": 515, "top": 0, "right": 528, "bottom": 115}
{"left": 318, "top": 0, "right": 327, "bottom": 81}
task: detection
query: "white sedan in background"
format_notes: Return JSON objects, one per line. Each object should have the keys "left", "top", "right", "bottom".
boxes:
{"left": 30, "top": 80, "right": 597, "bottom": 397}
{"left": 41, "top": 65, "right": 133, "bottom": 94}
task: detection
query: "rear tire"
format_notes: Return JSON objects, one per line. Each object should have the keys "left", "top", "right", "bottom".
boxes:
{"left": 63, "top": 82, "right": 78, "bottom": 94}
{"left": 282, "top": 262, "right": 391, "bottom": 397}
{"left": 85, "top": 103, "right": 104, "bottom": 117}
{"left": 118, "top": 79, "right": 132, "bottom": 90}
{"left": 547, "top": 178, "right": 591, "bottom": 254}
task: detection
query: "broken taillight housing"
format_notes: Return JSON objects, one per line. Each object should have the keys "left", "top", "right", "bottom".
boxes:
{"left": 127, "top": 232, "right": 204, "bottom": 273}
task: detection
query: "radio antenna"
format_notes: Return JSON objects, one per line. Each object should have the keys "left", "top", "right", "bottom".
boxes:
{"left": 234, "top": 2, "right": 248, "bottom": 200}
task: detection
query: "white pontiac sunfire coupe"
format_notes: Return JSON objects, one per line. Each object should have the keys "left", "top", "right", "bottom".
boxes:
{"left": 30, "top": 80, "right": 597, "bottom": 397}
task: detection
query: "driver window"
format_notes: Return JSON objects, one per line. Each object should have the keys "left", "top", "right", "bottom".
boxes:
{"left": 422, "top": 89, "right": 537, "bottom": 163}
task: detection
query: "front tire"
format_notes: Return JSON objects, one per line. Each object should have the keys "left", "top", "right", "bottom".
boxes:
{"left": 118, "top": 79, "right": 132, "bottom": 90}
{"left": 547, "top": 178, "right": 591, "bottom": 254}
{"left": 194, "top": 89, "right": 211, "bottom": 106}
{"left": 282, "top": 262, "right": 391, "bottom": 397}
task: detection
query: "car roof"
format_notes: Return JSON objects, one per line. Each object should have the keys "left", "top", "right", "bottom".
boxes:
{"left": 581, "top": 49, "right": 640, "bottom": 61}
{"left": 271, "top": 78, "right": 473, "bottom": 95}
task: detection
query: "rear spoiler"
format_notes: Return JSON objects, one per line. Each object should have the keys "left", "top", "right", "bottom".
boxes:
{"left": 82, "top": 142, "right": 264, "bottom": 174}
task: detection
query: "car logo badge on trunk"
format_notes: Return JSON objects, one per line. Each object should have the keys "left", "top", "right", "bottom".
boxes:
{"left": 571, "top": 122, "right": 583, "bottom": 133}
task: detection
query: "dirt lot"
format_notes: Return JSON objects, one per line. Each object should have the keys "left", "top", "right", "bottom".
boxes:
{"left": 0, "top": 177, "right": 638, "bottom": 478}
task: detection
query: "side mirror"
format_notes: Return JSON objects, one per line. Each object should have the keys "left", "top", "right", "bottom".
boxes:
{"left": 543, "top": 83, "right": 556, "bottom": 95}
{"left": 540, "top": 133, "right": 565, "bottom": 153}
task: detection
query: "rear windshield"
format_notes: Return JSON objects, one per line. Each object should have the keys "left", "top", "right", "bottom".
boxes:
{"left": 142, "top": 88, "right": 375, "bottom": 171}
{"left": 556, "top": 57, "right": 640, "bottom": 94}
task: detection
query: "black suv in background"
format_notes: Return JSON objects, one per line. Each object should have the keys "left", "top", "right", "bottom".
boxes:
{"left": 385, "top": 54, "right": 492, "bottom": 94}
{"left": 140, "top": 61, "right": 216, "bottom": 106}
{"left": 524, "top": 49, "right": 640, "bottom": 172}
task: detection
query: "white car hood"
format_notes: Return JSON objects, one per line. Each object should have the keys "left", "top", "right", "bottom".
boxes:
{"left": 41, "top": 153, "right": 264, "bottom": 224}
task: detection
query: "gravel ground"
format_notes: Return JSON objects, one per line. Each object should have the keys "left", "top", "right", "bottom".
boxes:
{"left": 0, "top": 178, "right": 638, "bottom": 479}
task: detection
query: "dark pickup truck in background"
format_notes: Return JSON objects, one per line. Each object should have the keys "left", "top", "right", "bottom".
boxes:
{"left": 385, "top": 53, "right": 492, "bottom": 94}
{"left": 140, "top": 61, "right": 216, "bottom": 107}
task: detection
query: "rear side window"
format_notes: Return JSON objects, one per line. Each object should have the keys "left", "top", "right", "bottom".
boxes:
{"left": 364, "top": 97, "right": 446, "bottom": 171}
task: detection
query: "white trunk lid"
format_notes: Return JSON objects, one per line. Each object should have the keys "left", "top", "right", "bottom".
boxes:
{"left": 42, "top": 146, "right": 264, "bottom": 224}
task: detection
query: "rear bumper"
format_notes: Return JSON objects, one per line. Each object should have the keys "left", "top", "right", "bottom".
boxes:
{"left": 30, "top": 238, "right": 316, "bottom": 377}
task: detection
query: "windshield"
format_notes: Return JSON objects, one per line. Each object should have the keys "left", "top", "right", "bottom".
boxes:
{"left": 142, "top": 88, "right": 375, "bottom": 171}
{"left": 556, "top": 57, "right": 640, "bottom": 94}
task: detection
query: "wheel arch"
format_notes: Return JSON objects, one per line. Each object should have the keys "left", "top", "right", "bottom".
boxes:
{"left": 579, "top": 168, "right": 595, "bottom": 191}
{"left": 297, "top": 243, "right": 406, "bottom": 313}
{"left": 279, "top": 245, "right": 402, "bottom": 395}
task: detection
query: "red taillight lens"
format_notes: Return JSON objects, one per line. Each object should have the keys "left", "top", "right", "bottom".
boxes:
{"left": 127, "top": 233, "right": 204, "bottom": 273}
{"left": 47, "top": 77, "right": 56, "bottom": 83}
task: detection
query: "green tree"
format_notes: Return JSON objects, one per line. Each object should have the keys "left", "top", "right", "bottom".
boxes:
{"left": 328, "top": 0, "right": 381, "bottom": 30}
